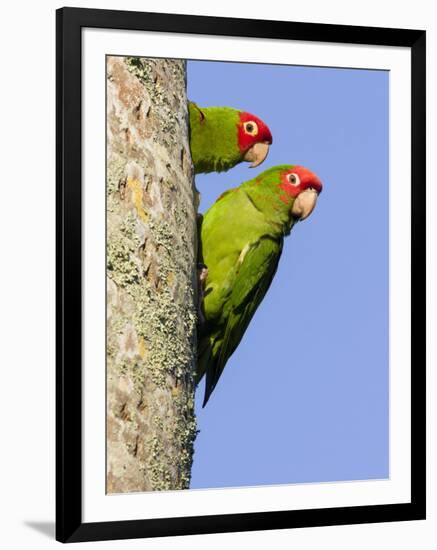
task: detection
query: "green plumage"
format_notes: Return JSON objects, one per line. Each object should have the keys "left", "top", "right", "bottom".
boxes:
{"left": 189, "top": 102, "right": 242, "bottom": 174}
{"left": 197, "top": 166, "right": 299, "bottom": 405}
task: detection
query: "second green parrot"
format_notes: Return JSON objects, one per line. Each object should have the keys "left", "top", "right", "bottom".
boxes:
{"left": 188, "top": 102, "right": 273, "bottom": 174}
{"left": 197, "top": 164, "right": 323, "bottom": 406}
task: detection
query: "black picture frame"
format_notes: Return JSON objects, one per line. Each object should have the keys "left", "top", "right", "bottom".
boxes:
{"left": 56, "top": 6, "right": 426, "bottom": 543}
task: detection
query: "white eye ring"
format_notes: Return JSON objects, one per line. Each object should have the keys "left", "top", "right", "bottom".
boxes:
{"left": 288, "top": 173, "right": 300, "bottom": 186}
{"left": 243, "top": 121, "right": 259, "bottom": 136}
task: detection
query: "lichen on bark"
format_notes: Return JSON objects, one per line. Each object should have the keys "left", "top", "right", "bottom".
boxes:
{"left": 106, "top": 56, "right": 198, "bottom": 493}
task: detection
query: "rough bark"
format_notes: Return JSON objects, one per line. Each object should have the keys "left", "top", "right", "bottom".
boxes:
{"left": 106, "top": 56, "right": 197, "bottom": 493}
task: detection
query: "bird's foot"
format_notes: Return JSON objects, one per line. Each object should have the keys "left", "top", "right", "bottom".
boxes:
{"left": 198, "top": 263, "right": 208, "bottom": 285}
{"left": 197, "top": 263, "right": 208, "bottom": 328}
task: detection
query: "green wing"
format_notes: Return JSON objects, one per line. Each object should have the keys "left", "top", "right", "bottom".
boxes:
{"left": 188, "top": 103, "right": 241, "bottom": 174}
{"left": 200, "top": 235, "right": 282, "bottom": 406}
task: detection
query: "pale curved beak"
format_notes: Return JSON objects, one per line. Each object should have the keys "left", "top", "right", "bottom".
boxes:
{"left": 291, "top": 188, "right": 319, "bottom": 221}
{"left": 243, "top": 141, "right": 270, "bottom": 168}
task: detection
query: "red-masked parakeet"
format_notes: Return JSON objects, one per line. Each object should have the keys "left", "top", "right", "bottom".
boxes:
{"left": 196, "top": 164, "right": 323, "bottom": 406}
{"left": 189, "top": 102, "right": 273, "bottom": 174}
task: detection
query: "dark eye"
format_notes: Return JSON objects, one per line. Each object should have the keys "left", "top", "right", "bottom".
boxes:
{"left": 288, "top": 173, "right": 300, "bottom": 186}
{"left": 243, "top": 121, "right": 259, "bottom": 136}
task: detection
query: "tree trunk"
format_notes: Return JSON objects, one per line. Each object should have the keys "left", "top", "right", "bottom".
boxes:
{"left": 106, "top": 56, "right": 198, "bottom": 493}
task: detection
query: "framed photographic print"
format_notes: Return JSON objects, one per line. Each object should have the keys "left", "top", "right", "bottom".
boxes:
{"left": 56, "top": 7, "right": 426, "bottom": 543}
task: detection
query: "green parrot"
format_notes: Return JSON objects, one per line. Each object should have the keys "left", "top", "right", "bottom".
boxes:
{"left": 197, "top": 164, "right": 323, "bottom": 406}
{"left": 188, "top": 102, "right": 273, "bottom": 174}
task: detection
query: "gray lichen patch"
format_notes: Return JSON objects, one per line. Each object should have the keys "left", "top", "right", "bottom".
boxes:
{"left": 106, "top": 56, "right": 198, "bottom": 494}
{"left": 125, "top": 57, "right": 186, "bottom": 147}
{"left": 107, "top": 213, "right": 142, "bottom": 288}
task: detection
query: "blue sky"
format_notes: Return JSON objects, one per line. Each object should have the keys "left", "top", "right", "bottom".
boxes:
{"left": 187, "top": 60, "right": 389, "bottom": 489}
